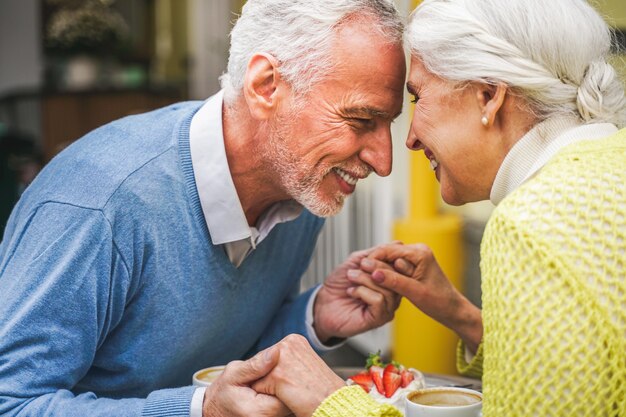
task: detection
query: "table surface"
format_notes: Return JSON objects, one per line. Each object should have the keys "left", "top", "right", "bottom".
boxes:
{"left": 333, "top": 367, "right": 482, "bottom": 392}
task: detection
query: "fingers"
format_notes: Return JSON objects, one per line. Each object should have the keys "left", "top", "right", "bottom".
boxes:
{"left": 347, "top": 284, "right": 398, "bottom": 323}
{"left": 250, "top": 375, "right": 271, "bottom": 396}
{"left": 355, "top": 241, "right": 402, "bottom": 257}
{"left": 253, "top": 395, "right": 292, "bottom": 417}
{"left": 346, "top": 258, "right": 405, "bottom": 320}
{"left": 394, "top": 257, "right": 415, "bottom": 276}
{"left": 251, "top": 351, "right": 281, "bottom": 397}
{"left": 347, "top": 264, "right": 397, "bottom": 301}
{"left": 348, "top": 248, "right": 375, "bottom": 262}
{"left": 253, "top": 335, "right": 345, "bottom": 417}
{"left": 358, "top": 256, "right": 415, "bottom": 277}
{"left": 225, "top": 345, "right": 280, "bottom": 386}
{"left": 252, "top": 336, "right": 313, "bottom": 398}
{"left": 369, "top": 243, "right": 434, "bottom": 267}
{"left": 370, "top": 268, "right": 422, "bottom": 299}
{"left": 204, "top": 348, "right": 290, "bottom": 417}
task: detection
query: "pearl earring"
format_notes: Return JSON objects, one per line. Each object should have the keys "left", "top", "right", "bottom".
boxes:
{"left": 481, "top": 116, "right": 489, "bottom": 126}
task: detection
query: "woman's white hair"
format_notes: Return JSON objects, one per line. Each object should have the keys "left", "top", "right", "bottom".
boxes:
{"left": 220, "top": 0, "right": 403, "bottom": 104}
{"left": 405, "top": 0, "right": 626, "bottom": 127}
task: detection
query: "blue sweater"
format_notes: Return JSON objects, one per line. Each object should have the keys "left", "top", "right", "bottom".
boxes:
{"left": 0, "top": 102, "right": 325, "bottom": 417}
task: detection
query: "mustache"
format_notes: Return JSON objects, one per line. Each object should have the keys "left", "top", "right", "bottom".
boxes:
{"left": 331, "top": 163, "right": 372, "bottom": 179}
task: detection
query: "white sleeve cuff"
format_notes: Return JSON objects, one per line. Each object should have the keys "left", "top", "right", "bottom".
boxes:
{"left": 464, "top": 345, "right": 476, "bottom": 364}
{"left": 189, "top": 387, "right": 206, "bottom": 417}
{"left": 305, "top": 285, "right": 346, "bottom": 352}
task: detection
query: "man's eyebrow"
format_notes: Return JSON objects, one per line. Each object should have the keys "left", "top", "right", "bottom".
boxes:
{"left": 343, "top": 106, "right": 402, "bottom": 120}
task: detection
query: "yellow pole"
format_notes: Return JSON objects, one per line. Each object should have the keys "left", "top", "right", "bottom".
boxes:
{"left": 391, "top": 0, "right": 464, "bottom": 376}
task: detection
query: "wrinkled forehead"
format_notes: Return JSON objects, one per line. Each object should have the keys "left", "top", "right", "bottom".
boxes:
{"left": 281, "top": 17, "right": 405, "bottom": 116}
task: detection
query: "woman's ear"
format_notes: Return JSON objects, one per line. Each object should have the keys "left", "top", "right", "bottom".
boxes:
{"left": 243, "top": 53, "right": 284, "bottom": 120}
{"left": 475, "top": 82, "right": 507, "bottom": 127}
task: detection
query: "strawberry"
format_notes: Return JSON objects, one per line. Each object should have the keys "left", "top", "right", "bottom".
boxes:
{"left": 400, "top": 369, "right": 414, "bottom": 388}
{"left": 349, "top": 372, "right": 373, "bottom": 393}
{"left": 382, "top": 364, "right": 401, "bottom": 398}
{"left": 369, "top": 365, "right": 384, "bottom": 395}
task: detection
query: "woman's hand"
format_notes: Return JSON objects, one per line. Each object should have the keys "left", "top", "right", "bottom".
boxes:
{"left": 359, "top": 243, "right": 484, "bottom": 353}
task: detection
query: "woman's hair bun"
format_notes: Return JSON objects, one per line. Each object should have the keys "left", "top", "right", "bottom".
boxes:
{"left": 576, "top": 60, "right": 626, "bottom": 124}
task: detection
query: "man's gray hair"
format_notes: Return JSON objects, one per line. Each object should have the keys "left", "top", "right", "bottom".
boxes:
{"left": 220, "top": 0, "right": 404, "bottom": 104}
{"left": 405, "top": 0, "right": 626, "bottom": 127}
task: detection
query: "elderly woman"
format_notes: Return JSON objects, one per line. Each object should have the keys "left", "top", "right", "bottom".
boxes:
{"left": 249, "top": 0, "right": 626, "bottom": 416}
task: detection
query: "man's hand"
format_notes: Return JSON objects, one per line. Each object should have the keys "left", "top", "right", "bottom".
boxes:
{"left": 312, "top": 244, "right": 403, "bottom": 342}
{"left": 202, "top": 349, "right": 291, "bottom": 417}
{"left": 252, "top": 334, "right": 345, "bottom": 417}
{"left": 362, "top": 243, "right": 483, "bottom": 353}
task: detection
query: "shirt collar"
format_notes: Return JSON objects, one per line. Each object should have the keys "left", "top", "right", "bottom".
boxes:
{"left": 189, "top": 90, "right": 302, "bottom": 246}
{"left": 490, "top": 117, "right": 618, "bottom": 205}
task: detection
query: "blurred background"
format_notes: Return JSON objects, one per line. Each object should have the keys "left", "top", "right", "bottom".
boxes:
{"left": 1, "top": 0, "right": 625, "bottom": 374}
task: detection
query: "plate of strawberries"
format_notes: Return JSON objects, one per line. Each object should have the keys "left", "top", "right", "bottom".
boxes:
{"left": 346, "top": 352, "right": 425, "bottom": 414}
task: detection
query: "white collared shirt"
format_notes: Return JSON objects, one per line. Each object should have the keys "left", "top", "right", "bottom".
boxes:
{"left": 189, "top": 90, "right": 304, "bottom": 263}
{"left": 188, "top": 91, "right": 335, "bottom": 417}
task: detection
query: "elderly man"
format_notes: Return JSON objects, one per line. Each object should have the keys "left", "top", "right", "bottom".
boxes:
{"left": 0, "top": 1, "right": 405, "bottom": 416}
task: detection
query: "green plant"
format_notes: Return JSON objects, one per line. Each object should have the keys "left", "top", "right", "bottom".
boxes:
{"left": 45, "top": 0, "right": 130, "bottom": 56}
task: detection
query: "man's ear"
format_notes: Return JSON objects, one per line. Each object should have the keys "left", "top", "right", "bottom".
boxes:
{"left": 243, "top": 53, "right": 284, "bottom": 120}
{"left": 475, "top": 82, "right": 507, "bottom": 127}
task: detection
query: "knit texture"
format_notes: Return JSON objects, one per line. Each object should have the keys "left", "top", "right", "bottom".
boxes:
{"left": 313, "top": 386, "right": 402, "bottom": 417}
{"left": 0, "top": 101, "right": 325, "bottom": 416}
{"left": 143, "top": 387, "right": 197, "bottom": 417}
{"left": 456, "top": 341, "right": 483, "bottom": 379}
{"left": 479, "top": 129, "right": 626, "bottom": 417}
{"left": 314, "top": 130, "right": 625, "bottom": 417}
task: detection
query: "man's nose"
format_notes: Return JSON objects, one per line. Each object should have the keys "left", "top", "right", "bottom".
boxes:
{"left": 359, "top": 126, "right": 393, "bottom": 177}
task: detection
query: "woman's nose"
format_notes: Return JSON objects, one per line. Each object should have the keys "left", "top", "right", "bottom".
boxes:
{"left": 406, "top": 132, "right": 423, "bottom": 151}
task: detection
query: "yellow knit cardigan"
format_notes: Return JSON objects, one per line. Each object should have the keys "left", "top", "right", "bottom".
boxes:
{"left": 475, "top": 129, "right": 626, "bottom": 416}
{"left": 313, "top": 129, "right": 626, "bottom": 417}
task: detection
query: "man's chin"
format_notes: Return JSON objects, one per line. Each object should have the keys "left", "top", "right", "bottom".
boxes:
{"left": 301, "top": 194, "right": 346, "bottom": 218}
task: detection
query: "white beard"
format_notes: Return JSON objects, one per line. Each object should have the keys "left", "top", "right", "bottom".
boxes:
{"left": 260, "top": 112, "right": 345, "bottom": 217}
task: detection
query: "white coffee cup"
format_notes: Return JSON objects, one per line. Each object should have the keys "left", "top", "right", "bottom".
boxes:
{"left": 192, "top": 365, "right": 225, "bottom": 387}
{"left": 405, "top": 386, "right": 482, "bottom": 417}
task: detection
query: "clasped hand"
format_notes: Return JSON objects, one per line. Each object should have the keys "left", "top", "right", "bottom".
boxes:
{"left": 311, "top": 244, "right": 405, "bottom": 343}
{"left": 203, "top": 242, "right": 483, "bottom": 417}
{"left": 203, "top": 334, "right": 344, "bottom": 417}
{"left": 202, "top": 244, "right": 412, "bottom": 417}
